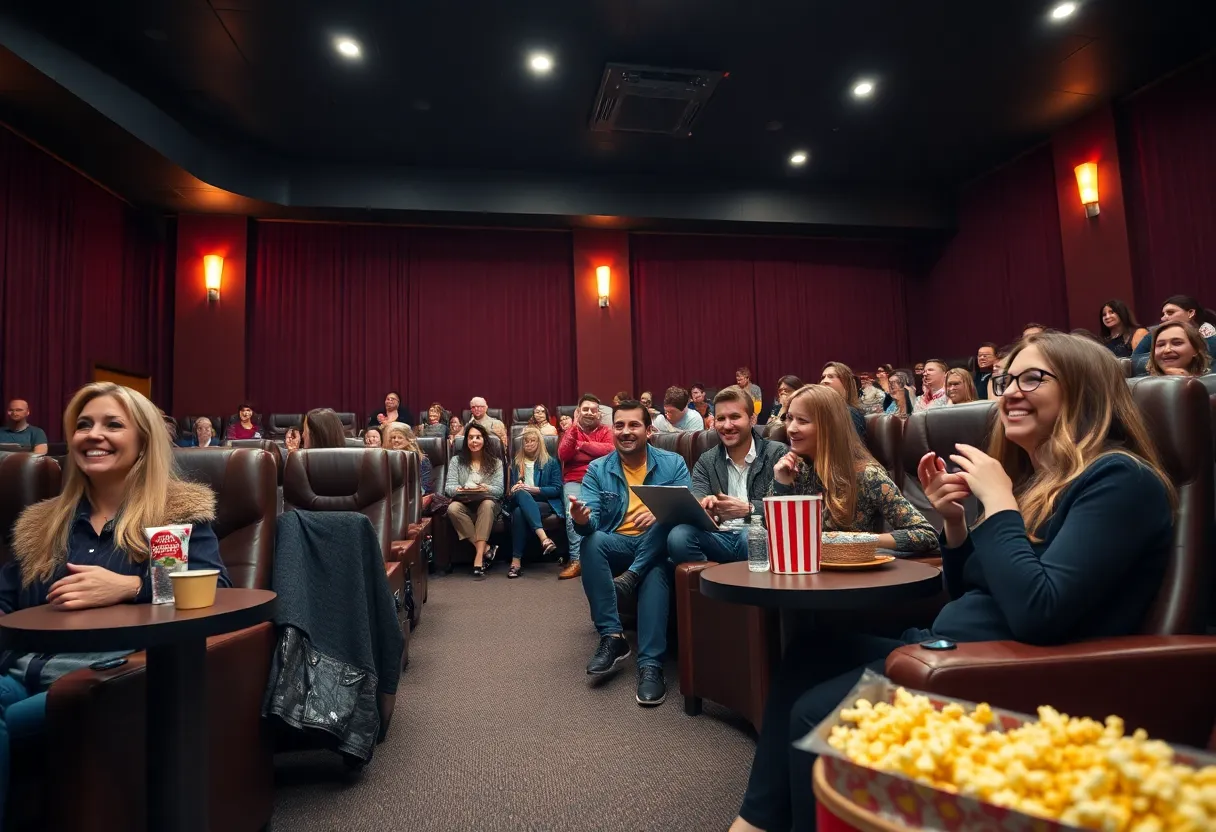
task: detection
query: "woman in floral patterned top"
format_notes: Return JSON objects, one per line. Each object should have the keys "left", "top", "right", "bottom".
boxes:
{"left": 771, "top": 384, "right": 937, "bottom": 553}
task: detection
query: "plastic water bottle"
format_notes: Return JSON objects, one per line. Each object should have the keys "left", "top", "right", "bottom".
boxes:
{"left": 747, "top": 514, "right": 769, "bottom": 572}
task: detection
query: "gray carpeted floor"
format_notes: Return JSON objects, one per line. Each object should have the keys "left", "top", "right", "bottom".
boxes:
{"left": 272, "top": 562, "right": 757, "bottom": 831}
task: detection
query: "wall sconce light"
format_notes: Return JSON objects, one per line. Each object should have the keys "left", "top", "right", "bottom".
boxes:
{"left": 203, "top": 254, "right": 223, "bottom": 302}
{"left": 596, "top": 265, "right": 611, "bottom": 308}
{"left": 1074, "top": 162, "right": 1099, "bottom": 218}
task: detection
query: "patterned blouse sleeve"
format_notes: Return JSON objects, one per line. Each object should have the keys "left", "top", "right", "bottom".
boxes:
{"left": 865, "top": 466, "right": 939, "bottom": 553}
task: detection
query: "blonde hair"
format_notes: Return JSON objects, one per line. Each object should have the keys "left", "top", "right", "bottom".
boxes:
{"left": 988, "top": 332, "right": 1174, "bottom": 540}
{"left": 945, "top": 368, "right": 978, "bottom": 403}
{"left": 514, "top": 426, "right": 551, "bottom": 473}
{"left": 822, "top": 362, "right": 860, "bottom": 409}
{"left": 786, "top": 385, "right": 875, "bottom": 528}
{"left": 1147, "top": 321, "right": 1212, "bottom": 377}
{"left": 383, "top": 421, "right": 420, "bottom": 454}
{"left": 20, "top": 383, "right": 175, "bottom": 586}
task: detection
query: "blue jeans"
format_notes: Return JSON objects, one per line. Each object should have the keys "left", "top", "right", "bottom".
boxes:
{"left": 580, "top": 523, "right": 675, "bottom": 668}
{"left": 0, "top": 674, "right": 48, "bottom": 821}
{"left": 508, "top": 491, "right": 555, "bottom": 559}
{"left": 667, "top": 524, "right": 748, "bottom": 565}
{"left": 563, "top": 481, "right": 583, "bottom": 562}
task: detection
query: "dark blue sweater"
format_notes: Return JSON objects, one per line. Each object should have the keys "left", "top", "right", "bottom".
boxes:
{"left": 925, "top": 454, "right": 1172, "bottom": 646}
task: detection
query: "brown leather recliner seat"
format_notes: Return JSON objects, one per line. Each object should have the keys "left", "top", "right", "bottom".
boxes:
{"left": 461, "top": 407, "right": 504, "bottom": 423}
{"left": 0, "top": 451, "right": 61, "bottom": 565}
{"left": 384, "top": 449, "right": 422, "bottom": 627}
{"left": 282, "top": 448, "right": 410, "bottom": 669}
{"left": 44, "top": 448, "right": 279, "bottom": 832}
{"left": 265, "top": 413, "right": 302, "bottom": 438}
{"left": 887, "top": 376, "right": 1216, "bottom": 747}
{"left": 864, "top": 412, "right": 905, "bottom": 489}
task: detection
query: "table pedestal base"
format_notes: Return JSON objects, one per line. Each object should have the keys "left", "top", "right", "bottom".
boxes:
{"left": 146, "top": 638, "right": 207, "bottom": 832}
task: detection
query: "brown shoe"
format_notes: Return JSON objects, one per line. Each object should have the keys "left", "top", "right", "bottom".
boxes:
{"left": 558, "top": 561, "right": 582, "bottom": 580}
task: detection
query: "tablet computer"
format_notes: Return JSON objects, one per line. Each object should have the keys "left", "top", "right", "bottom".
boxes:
{"left": 630, "top": 485, "right": 720, "bottom": 532}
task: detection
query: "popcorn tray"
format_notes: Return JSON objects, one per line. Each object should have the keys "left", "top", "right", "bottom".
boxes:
{"left": 797, "top": 669, "right": 1216, "bottom": 832}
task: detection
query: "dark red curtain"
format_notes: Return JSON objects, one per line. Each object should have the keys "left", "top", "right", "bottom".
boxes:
{"left": 1121, "top": 56, "right": 1216, "bottom": 319}
{"left": 631, "top": 234, "right": 914, "bottom": 399}
{"left": 0, "top": 128, "right": 170, "bottom": 440}
{"left": 247, "top": 223, "right": 575, "bottom": 419}
{"left": 908, "top": 145, "right": 1068, "bottom": 359}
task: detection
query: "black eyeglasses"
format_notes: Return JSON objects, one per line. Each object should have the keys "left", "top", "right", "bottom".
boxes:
{"left": 991, "top": 369, "right": 1057, "bottom": 396}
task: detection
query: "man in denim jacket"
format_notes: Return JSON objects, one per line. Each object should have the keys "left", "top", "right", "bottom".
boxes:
{"left": 568, "top": 400, "right": 689, "bottom": 707}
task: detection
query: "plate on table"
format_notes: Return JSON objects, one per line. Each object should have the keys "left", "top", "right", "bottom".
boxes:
{"left": 820, "top": 555, "right": 895, "bottom": 571}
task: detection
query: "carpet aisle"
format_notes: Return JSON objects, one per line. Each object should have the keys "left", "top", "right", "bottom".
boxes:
{"left": 272, "top": 562, "right": 758, "bottom": 831}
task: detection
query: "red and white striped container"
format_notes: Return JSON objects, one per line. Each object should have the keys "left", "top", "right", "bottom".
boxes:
{"left": 763, "top": 495, "right": 823, "bottom": 574}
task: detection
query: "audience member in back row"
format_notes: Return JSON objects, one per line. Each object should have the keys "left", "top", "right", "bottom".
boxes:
{"left": 613, "top": 391, "right": 631, "bottom": 406}
{"left": 363, "top": 427, "right": 382, "bottom": 447}
{"left": 914, "top": 359, "right": 949, "bottom": 411}
{"left": 653, "top": 387, "right": 704, "bottom": 433}
{"left": 302, "top": 408, "right": 347, "bottom": 449}
{"left": 820, "top": 362, "right": 867, "bottom": 441}
{"left": 0, "top": 383, "right": 232, "bottom": 821}
{"left": 945, "top": 367, "right": 978, "bottom": 404}
{"left": 383, "top": 422, "right": 433, "bottom": 495}
{"left": 733, "top": 333, "right": 1175, "bottom": 831}
{"left": 369, "top": 391, "right": 409, "bottom": 429}
{"left": 1147, "top": 321, "right": 1212, "bottom": 377}
{"left": 974, "top": 343, "right": 997, "bottom": 398}
{"left": 506, "top": 426, "right": 563, "bottom": 579}
{"left": 177, "top": 416, "right": 219, "bottom": 447}
{"left": 639, "top": 391, "right": 659, "bottom": 419}
{"left": 445, "top": 422, "right": 504, "bottom": 578}
{"left": 557, "top": 413, "right": 573, "bottom": 434}
{"left": 735, "top": 368, "right": 762, "bottom": 412}
{"left": 1132, "top": 294, "right": 1216, "bottom": 374}
{"left": 856, "top": 371, "right": 886, "bottom": 415}
{"left": 283, "top": 426, "right": 302, "bottom": 452}
{"left": 912, "top": 362, "right": 925, "bottom": 395}
{"left": 227, "top": 403, "right": 262, "bottom": 440}
{"left": 668, "top": 386, "right": 789, "bottom": 565}
{"left": 556, "top": 394, "right": 614, "bottom": 579}
{"left": 883, "top": 370, "right": 914, "bottom": 417}
{"left": 0, "top": 399, "right": 48, "bottom": 453}
{"left": 462, "top": 396, "right": 509, "bottom": 446}
{"left": 446, "top": 415, "right": 463, "bottom": 449}
{"left": 765, "top": 375, "right": 804, "bottom": 427}
{"left": 1023, "top": 322, "right": 1047, "bottom": 338}
{"left": 418, "top": 402, "right": 448, "bottom": 439}
{"left": 568, "top": 400, "right": 690, "bottom": 707}
{"left": 688, "top": 383, "right": 713, "bottom": 423}
{"left": 1099, "top": 299, "right": 1150, "bottom": 358}
{"left": 526, "top": 404, "right": 558, "bottom": 436}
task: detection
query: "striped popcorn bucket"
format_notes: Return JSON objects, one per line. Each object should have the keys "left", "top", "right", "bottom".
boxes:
{"left": 763, "top": 495, "right": 823, "bottom": 574}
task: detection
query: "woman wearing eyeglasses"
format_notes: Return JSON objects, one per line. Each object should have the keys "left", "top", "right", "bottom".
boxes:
{"left": 730, "top": 332, "right": 1175, "bottom": 832}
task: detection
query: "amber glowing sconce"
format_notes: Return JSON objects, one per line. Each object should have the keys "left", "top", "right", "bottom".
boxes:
{"left": 1074, "top": 162, "right": 1099, "bottom": 218}
{"left": 203, "top": 254, "right": 223, "bottom": 302}
{"left": 596, "top": 265, "right": 611, "bottom": 308}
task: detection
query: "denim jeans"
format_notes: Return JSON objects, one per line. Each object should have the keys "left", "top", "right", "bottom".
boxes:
{"left": 667, "top": 524, "right": 748, "bottom": 565}
{"left": 508, "top": 491, "right": 554, "bottom": 558}
{"left": 563, "top": 481, "right": 583, "bottom": 562}
{"left": 0, "top": 674, "right": 48, "bottom": 821}
{"left": 579, "top": 522, "right": 675, "bottom": 668}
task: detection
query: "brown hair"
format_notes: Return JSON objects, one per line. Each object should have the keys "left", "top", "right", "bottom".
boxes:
{"left": 1147, "top": 321, "right": 1212, "bottom": 377}
{"left": 529, "top": 404, "right": 552, "bottom": 428}
{"left": 663, "top": 386, "right": 691, "bottom": 409}
{"left": 712, "top": 384, "right": 755, "bottom": 416}
{"left": 945, "top": 368, "right": 978, "bottom": 403}
{"left": 821, "top": 362, "right": 860, "bottom": 409}
{"left": 303, "top": 408, "right": 347, "bottom": 449}
{"left": 987, "top": 332, "right": 1174, "bottom": 539}
{"left": 786, "top": 385, "right": 875, "bottom": 528}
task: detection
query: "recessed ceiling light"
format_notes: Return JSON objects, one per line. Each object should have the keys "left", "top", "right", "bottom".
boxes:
{"left": 528, "top": 52, "right": 554, "bottom": 74}
{"left": 1050, "top": 2, "right": 1078, "bottom": 20}
{"left": 334, "top": 37, "right": 362, "bottom": 59}
{"left": 789, "top": 151, "right": 808, "bottom": 167}
{"left": 852, "top": 79, "right": 876, "bottom": 98}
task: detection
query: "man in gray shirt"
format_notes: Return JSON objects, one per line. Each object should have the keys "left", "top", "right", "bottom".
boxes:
{"left": 735, "top": 367, "right": 763, "bottom": 412}
{"left": 651, "top": 387, "right": 704, "bottom": 433}
{"left": 0, "top": 399, "right": 48, "bottom": 453}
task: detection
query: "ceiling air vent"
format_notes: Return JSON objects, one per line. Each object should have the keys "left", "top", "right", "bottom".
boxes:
{"left": 589, "top": 64, "right": 725, "bottom": 136}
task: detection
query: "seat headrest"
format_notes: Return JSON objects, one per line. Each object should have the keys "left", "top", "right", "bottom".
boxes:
{"left": 283, "top": 448, "right": 391, "bottom": 511}
{"left": 1127, "top": 377, "right": 1210, "bottom": 485}
{"left": 901, "top": 401, "right": 997, "bottom": 474}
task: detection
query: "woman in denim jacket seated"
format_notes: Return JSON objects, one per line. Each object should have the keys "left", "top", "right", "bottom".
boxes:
{"left": 505, "top": 427, "right": 564, "bottom": 578}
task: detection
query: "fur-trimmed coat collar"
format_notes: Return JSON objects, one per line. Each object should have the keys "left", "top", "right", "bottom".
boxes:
{"left": 11, "top": 479, "right": 216, "bottom": 563}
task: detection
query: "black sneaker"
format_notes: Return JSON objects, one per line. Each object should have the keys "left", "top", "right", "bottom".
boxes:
{"left": 636, "top": 666, "right": 666, "bottom": 706}
{"left": 613, "top": 570, "right": 639, "bottom": 605}
{"left": 586, "top": 635, "right": 631, "bottom": 675}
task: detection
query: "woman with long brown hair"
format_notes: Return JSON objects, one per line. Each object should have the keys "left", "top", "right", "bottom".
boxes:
{"left": 1147, "top": 320, "right": 1212, "bottom": 377}
{"left": 527, "top": 404, "right": 558, "bottom": 436}
{"left": 0, "top": 384, "right": 231, "bottom": 818}
{"left": 732, "top": 333, "right": 1175, "bottom": 832}
{"left": 945, "top": 367, "right": 978, "bottom": 404}
{"left": 819, "top": 361, "right": 866, "bottom": 439}
{"left": 302, "top": 408, "right": 347, "bottom": 449}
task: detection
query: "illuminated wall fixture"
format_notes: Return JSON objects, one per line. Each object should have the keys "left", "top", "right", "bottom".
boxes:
{"left": 596, "top": 265, "right": 611, "bottom": 308}
{"left": 1074, "top": 162, "right": 1100, "bottom": 218}
{"left": 203, "top": 254, "right": 223, "bottom": 302}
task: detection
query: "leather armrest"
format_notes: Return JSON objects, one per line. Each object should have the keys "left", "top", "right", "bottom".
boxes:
{"left": 886, "top": 635, "right": 1216, "bottom": 747}
{"left": 675, "top": 562, "right": 718, "bottom": 694}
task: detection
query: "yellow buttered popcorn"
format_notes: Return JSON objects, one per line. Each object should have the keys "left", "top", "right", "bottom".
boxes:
{"left": 827, "top": 687, "right": 1216, "bottom": 831}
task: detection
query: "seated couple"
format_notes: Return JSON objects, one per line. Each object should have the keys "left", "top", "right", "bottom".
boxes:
{"left": 730, "top": 332, "right": 1175, "bottom": 831}
{"left": 571, "top": 386, "right": 936, "bottom": 708}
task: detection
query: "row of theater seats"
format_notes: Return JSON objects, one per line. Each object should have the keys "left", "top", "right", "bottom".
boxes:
{"left": 677, "top": 375, "right": 1216, "bottom": 750}
{"left": 0, "top": 443, "right": 434, "bottom": 832}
